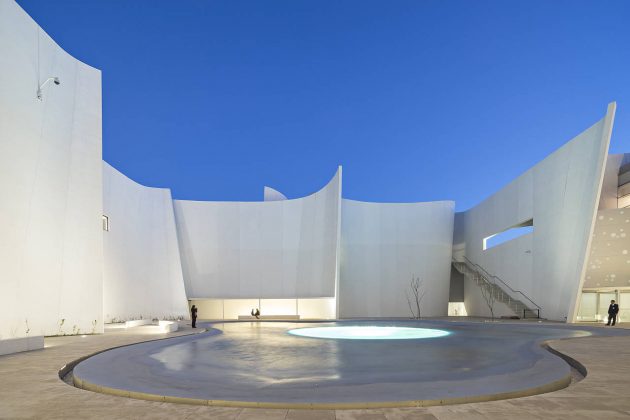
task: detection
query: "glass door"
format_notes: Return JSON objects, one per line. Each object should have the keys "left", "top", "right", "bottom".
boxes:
{"left": 619, "top": 292, "right": 630, "bottom": 323}
{"left": 577, "top": 292, "right": 597, "bottom": 321}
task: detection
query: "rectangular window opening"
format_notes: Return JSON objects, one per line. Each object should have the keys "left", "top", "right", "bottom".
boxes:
{"left": 483, "top": 219, "right": 533, "bottom": 250}
{"left": 102, "top": 215, "right": 109, "bottom": 231}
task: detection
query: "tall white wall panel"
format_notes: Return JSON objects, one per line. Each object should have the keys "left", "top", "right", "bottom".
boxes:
{"left": 1, "top": 1, "right": 624, "bottom": 339}
{"left": 458, "top": 104, "right": 615, "bottom": 321}
{"left": 102, "top": 163, "right": 189, "bottom": 322}
{"left": 0, "top": 1, "right": 104, "bottom": 339}
{"left": 339, "top": 200, "right": 455, "bottom": 318}
{"left": 174, "top": 169, "right": 342, "bottom": 299}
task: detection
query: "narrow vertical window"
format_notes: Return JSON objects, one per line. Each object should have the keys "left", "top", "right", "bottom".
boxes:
{"left": 102, "top": 215, "right": 109, "bottom": 231}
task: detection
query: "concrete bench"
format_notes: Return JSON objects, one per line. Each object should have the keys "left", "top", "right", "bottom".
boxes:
{"left": 124, "top": 319, "right": 178, "bottom": 332}
{"left": 237, "top": 315, "right": 300, "bottom": 320}
{"left": 158, "top": 320, "right": 178, "bottom": 333}
{"left": 124, "top": 319, "right": 152, "bottom": 328}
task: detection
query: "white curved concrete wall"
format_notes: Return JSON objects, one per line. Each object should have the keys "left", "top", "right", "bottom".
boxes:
{"left": 174, "top": 168, "right": 342, "bottom": 300}
{"left": 0, "top": 1, "right": 104, "bottom": 339}
{"left": 458, "top": 103, "right": 615, "bottom": 321}
{"left": 1, "top": 0, "right": 623, "bottom": 343}
{"left": 102, "top": 163, "right": 189, "bottom": 322}
{"left": 339, "top": 200, "right": 455, "bottom": 318}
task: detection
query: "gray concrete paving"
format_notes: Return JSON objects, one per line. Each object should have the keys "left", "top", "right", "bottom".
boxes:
{"left": 0, "top": 320, "right": 629, "bottom": 419}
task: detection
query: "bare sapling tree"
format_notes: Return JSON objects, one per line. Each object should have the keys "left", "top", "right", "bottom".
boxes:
{"left": 479, "top": 276, "right": 496, "bottom": 321}
{"left": 406, "top": 276, "right": 426, "bottom": 319}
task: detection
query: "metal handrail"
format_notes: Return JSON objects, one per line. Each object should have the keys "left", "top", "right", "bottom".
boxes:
{"left": 524, "top": 308, "right": 540, "bottom": 319}
{"left": 455, "top": 256, "right": 541, "bottom": 310}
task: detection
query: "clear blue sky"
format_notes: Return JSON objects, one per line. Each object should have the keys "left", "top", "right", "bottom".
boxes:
{"left": 17, "top": 0, "right": 630, "bottom": 209}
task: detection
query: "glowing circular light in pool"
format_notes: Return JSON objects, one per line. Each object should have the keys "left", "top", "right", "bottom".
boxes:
{"left": 287, "top": 326, "right": 450, "bottom": 340}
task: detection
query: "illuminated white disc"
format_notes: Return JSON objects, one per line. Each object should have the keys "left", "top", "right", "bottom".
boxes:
{"left": 287, "top": 326, "right": 450, "bottom": 340}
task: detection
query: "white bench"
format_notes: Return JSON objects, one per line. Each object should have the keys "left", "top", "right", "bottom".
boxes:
{"left": 124, "top": 319, "right": 179, "bottom": 333}
{"left": 124, "top": 319, "right": 152, "bottom": 328}
{"left": 237, "top": 315, "right": 300, "bottom": 320}
{"left": 158, "top": 320, "right": 178, "bottom": 333}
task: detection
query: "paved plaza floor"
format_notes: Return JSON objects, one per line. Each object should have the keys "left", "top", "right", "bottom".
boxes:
{"left": 1, "top": 319, "right": 630, "bottom": 419}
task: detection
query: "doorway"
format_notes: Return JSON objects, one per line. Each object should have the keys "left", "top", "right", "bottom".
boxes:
{"left": 577, "top": 290, "right": 629, "bottom": 322}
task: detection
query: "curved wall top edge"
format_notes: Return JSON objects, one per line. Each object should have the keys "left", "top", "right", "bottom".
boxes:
{"left": 461, "top": 103, "right": 616, "bottom": 214}
{"left": 263, "top": 186, "right": 288, "bottom": 201}
{"left": 23, "top": 0, "right": 616, "bottom": 214}
{"left": 13, "top": 1, "right": 101, "bottom": 74}
{"left": 342, "top": 198, "right": 455, "bottom": 207}
{"left": 174, "top": 166, "right": 342, "bottom": 205}
{"left": 103, "top": 161, "right": 173, "bottom": 193}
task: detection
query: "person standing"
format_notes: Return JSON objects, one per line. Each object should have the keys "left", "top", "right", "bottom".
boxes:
{"left": 607, "top": 300, "right": 619, "bottom": 326}
{"left": 191, "top": 304, "right": 198, "bottom": 328}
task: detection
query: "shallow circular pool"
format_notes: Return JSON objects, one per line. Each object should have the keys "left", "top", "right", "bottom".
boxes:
{"left": 72, "top": 320, "right": 623, "bottom": 407}
{"left": 287, "top": 325, "right": 449, "bottom": 340}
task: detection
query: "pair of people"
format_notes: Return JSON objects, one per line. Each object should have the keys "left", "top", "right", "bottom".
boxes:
{"left": 606, "top": 300, "right": 619, "bottom": 326}
{"left": 190, "top": 305, "right": 263, "bottom": 326}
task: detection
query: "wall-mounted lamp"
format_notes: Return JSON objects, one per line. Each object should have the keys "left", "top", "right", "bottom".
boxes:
{"left": 37, "top": 77, "right": 60, "bottom": 100}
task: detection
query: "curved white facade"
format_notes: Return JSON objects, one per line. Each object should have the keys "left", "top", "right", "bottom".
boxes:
{"left": 339, "top": 200, "right": 455, "bottom": 318}
{"left": 174, "top": 168, "right": 342, "bottom": 300}
{"left": 102, "top": 163, "right": 189, "bottom": 323}
{"left": 454, "top": 104, "right": 615, "bottom": 321}
{"left": 0, "top": 0, "right": 624, "bottom": 353}
{"left": 0, "top": 1, "right": 104, "bottom": 340}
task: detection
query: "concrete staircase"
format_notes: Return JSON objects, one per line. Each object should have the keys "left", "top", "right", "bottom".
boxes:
{"left": 452, "top": 258, "right": 541, "bottom": 319}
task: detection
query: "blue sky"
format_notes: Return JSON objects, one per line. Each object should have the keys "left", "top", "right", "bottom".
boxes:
{"left": 17, "top": 0, "right": 630, "bottom": 209}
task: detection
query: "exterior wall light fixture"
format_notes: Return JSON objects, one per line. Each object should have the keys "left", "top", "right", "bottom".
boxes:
{"left": 37, "top": 77, "right": 60, "bottom": 100}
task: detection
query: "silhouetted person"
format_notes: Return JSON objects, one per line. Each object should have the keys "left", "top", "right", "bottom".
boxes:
{"left": 607, "top": 300, "right": 619, "bottom": 326}
{"left": 191, "top": 305, "right": 198, "bottom": 328}
{"left": 250, "top": 308, "right": 260, "bottom": 319}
